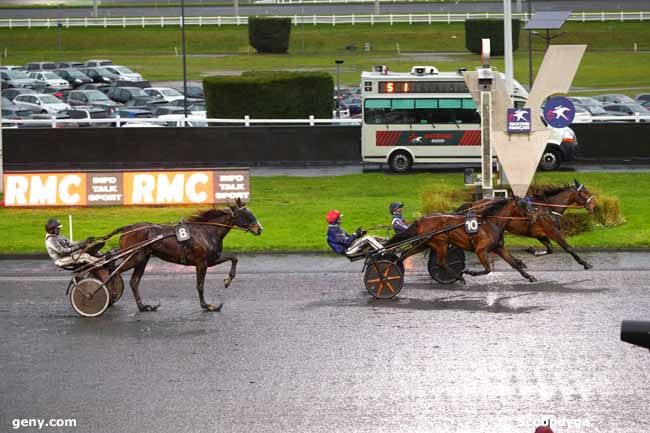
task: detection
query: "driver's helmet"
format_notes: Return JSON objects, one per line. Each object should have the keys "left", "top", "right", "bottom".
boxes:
{"left": 45, "top": 218, "right": 62, "bottom": 234}
{"left": 389, "top": 202, "right": 404, "bottom": 216}
{"left": 326, "top": 210, "right": 342, "bottom": 224}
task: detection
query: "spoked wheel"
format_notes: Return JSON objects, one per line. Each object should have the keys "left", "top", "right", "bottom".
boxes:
{"left": 364, "top": 260, "right": 404, "bottom": 299}
{"left": 69, "top": 278, "right": 110, "bottom": 318}
{"left": 107, "top": 274, "right": 124, "bottom": 305}
{"left": 428, "top": 245, "right": 466, "bottom": 284}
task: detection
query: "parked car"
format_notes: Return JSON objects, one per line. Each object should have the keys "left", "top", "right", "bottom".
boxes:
{"left": 184, "top": 86, "right": 204, "bottom": 99}
{"left": 0, "top": 70, "right": 38, "bottom": 88}
{"left": 642, "top": 100, "right": 650, "bottom": 109}
{"left": 40, "top": 87, "right": 72, "bottom": 101}
{"left": 25, "top": 62, "right": 58, "bottom": 72}
{"left": 571, "top": 105, "right": 593, "bottom": 123}
{"left": 77, "top": 82, "right": 112, "bottom": 92}
{"left": 0, "top": 65, "right": 25, "bottom": 71}
{"left": 14, "top": 93, "right": 71, "bottom": 114}
{"left": 110, "top": 108, "right": 155, "bottom": 126}
{"left": 168, "top": 98, "right": 205, "bottom": 108}
{"left": 111, "top": 79, "right": 151, "bottom": 89}
{"left": 635, "top": 94, "right": 650, "bottom": 104}
{"left": 28, "top": 111, "right": 79, "bottom": 128}
{"left": 2, "top": 87, "right": 36, "bottom": 101}
{"left": 80, "top": 67, "right": 119, "bottom": 84}
{"left": 592, "top": 94, "right": 635, "bottom": 104}
{"left": 342, "top": 95, "right": 362, "bottom": 116}
{"left": 85, "top": 59, "right": 113, "bottom": 67}
{"left": 66, "top": 89, "right": 120, "bottom": 110}
{"left": 152, "top": 105, "right": 187, "bottom": 116}
{"left": 55, "top": 61, "right": 85, "bottom": 69}
{"left": 66, "top": 107, "right": 112, "bottom": 127}
{"left": 333, "top": 97, "right": 350, "bottom": 119}
{"left": 2, "top": 100, "right": 33, "bottom": 127}
{"left": 28, "top": 71, "right": 70, "bottom": 89}
{"left": 108, "top": 86, "right": 156, "bottom": 105}
{"left": 101, "top": 65, "right": 143, "bottom": 82}
{"left": 144, "top": 87, "right": 185, "bottom": 103}
{"left": 602, "top": 103, "right": 650, "bottom": 121}
{"left": 157, "top": 113, "right": 207, "bottom": 127}
{"left": 53, "top": 69, "right": 93, "bottom": 88}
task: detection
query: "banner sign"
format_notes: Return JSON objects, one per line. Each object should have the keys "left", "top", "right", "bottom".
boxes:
{"left": 376, "top": 130, "right": 481, "bottom": 147}
{"left": 543, "top": 96, "right": 576, "bottom": 128}
{"left": 3, "top": 169, "right": 250, "bottom": 207}
{"left": 507, "top": 108, "right": 531, "bottom": 133}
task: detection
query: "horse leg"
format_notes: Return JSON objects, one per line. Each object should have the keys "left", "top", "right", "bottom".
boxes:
{"left": 545, "top": 226, "right": 592, "bottom": 269}
{"left": 526, "top": 236, "right": 554, "bottom": 257}
{"left": 464, "top": 248, "right": 492, "bottom": 277}
{"left": 213, "top": 253, "right": 238, "bottom": 288}
{"left": 130, "top": 254, "right": 158, "bottom": 312}
{"left": 196, "top": 264, "right": 222, "bottom": 312}
{"left": 495, "top": 247, "right": 537, "bottom": 282}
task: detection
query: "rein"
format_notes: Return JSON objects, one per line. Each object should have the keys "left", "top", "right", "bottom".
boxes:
{"left": 184, "top": 221, "right": 249, "bottom": 232}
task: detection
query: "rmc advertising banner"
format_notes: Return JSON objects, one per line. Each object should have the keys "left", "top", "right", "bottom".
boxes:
{"left": 2, "top": 169, "right": 250, "bottom": 207}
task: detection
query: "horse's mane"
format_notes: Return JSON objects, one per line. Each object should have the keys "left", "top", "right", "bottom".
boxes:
{"left": 186, "top": 208, "right": 233, "bottom": 222}
{"left": 528, "top": 184, "right": 571, "bottom": 199}
{"left": 480, "top": 199, "right": 510, "bottom": 217}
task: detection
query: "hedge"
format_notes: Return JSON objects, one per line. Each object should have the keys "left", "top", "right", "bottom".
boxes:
{"left": 203, "top": 71, "right": 334, "bottom": 119}
{"left": 248, "top": 17, "right": 291, "bottom": 54}
{"left": 465, "top": 19, "right": 521, "bottom": 56}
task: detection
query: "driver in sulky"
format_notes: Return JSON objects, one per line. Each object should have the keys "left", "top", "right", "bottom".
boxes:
{"left": 44, "top": 218, "right": 104, "bottom": 269}
{"left": 326, "top": 210, "right": 384, "bottom": 256}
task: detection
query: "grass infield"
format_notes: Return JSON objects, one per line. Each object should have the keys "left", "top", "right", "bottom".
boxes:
{"left": 0, "top": 171, "right": 647, "bottom": 255}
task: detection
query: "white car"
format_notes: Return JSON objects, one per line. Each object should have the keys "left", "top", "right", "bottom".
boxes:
{"left": 14, "top": 93, "right": 71, "bottom": 114}
{"left": 157, "top": 113, "right": 207, "bottom": 127}
{"left": 101, "top": 66, "right": 143, "bottom": 82}
{"left": 571, "top": 105, "right": 593, "bottom": 124}
{"left": 144, "top": 87, "right": 185, "bottom": 103}
{"left": 28, "top": 71, "right": 69, "bottom": 89}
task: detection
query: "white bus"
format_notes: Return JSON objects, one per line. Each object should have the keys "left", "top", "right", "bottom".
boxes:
{"left": 360, "top": 65, "right": 577, "bottom": 172}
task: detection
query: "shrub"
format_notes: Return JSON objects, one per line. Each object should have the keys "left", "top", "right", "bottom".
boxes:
{"left": 421, "top": 187, "right": 474, "bottom": 215}
{"left": 203, "top": 71, "right": 333, "bottom": 118}
{"left": 593, "top": 195, "right": 625, "bottom": 226}
{"left": 248, "top": 17, "right": 291, "bottom": 54}
{"left": 464, "top": 19, "right": 521, "bottom": 55}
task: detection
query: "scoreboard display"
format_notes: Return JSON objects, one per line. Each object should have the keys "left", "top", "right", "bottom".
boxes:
{"left": 377, "top": 81, "right": 469, "bottom": 94}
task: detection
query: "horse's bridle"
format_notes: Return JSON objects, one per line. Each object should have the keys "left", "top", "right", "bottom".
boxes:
{"left": 575, "top": 184, "right": 595, "bottom": 208}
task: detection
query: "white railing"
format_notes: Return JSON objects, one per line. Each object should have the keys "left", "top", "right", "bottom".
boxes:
{"left": 0, "top": 11, "right": 646, "bottom": 28}
{"left": 0, "top": 116, "right": 363, "bottom": 128}
{"left": 2, "top": 114, "right": 649, "bottom": 128}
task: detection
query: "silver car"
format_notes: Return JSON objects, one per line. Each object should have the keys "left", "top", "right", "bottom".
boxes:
{"left": 1, "top": 70, "right": 38, "bottom": 88}
{"left": 101, "top": 66, "right": 143, "bottom": 82}
{"left": 28, "top": 71, "right": 70, "bottom": 89}
{"left": 14, "top": 93, "right": 71, "bottom": 114}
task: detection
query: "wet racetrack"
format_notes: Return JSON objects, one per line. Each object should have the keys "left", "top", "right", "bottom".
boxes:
{"left": 1, "top": 252, "right": 649, "bottom": 433}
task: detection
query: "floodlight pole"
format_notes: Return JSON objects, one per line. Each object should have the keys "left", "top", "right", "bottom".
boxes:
{"left": 335, "top": 59, "right": 344, "bottom": 118}
{"left": 181, "top": 0, "right": 188, "bottom": 121}
{"left": 527, "top": 0, "right": 533, "bottom": 88}
{"left": 503, "top": 0, "right": 513, "bottom": 101}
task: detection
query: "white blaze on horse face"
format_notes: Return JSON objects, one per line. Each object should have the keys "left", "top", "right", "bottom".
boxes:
{"left": 186, "top": 173, "right": 209, "bottom": 203}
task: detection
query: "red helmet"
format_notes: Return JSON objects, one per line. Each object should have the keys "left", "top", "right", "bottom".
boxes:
{"left": 326, "top": 210, "right": 342, "bottom": 224}
{"left": 534, "top": 427, "right": 554, "bottom": 433}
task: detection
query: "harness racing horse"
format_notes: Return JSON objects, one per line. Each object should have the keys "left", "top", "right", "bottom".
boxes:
{"left": 456, "top": 179, "right": 597, "bottom": 269}
{"left": 391, "top": 200, "right": 537, "bottom": 282}
{"left": 113, "top": 199, "right": 263, "bottom": 312}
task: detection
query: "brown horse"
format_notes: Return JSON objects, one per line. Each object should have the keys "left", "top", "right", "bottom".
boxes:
{"left": 457, "top": 179, "right": 597, "bottom": 269}
{"left": 113, "top": 199, "right": 262, "bottom": 312}
{"left": 391, "top": 200, "right": 536, "bottom": 282}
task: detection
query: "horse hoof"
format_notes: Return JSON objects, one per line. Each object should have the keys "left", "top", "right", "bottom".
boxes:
{"left": 224, "top": 278, "right": 232, "bottom": 288}
{"left": 203, "top": 303, "right": 224, "bottom": 312}
{"left": 525, "top": 247, "right": 536, "bottom": 255}
{"left": 584, "top": 263, "right": 593, "bottom": 270}
{"left": 528, "top": 277, "right": 537, "bottom": 283}
{"left": 138, "top": 304, "right": 159, "bottom": 312}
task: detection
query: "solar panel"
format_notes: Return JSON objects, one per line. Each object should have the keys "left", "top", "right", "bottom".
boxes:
{"left": 524, "top": 11, "right": 571, "bottom": 30}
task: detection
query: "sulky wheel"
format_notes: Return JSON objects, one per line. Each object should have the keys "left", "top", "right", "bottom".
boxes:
{"left": 107, "top": 274, "right": 124, "bottom": 305}
{"left": 428, "top": 245, "right": 466, "bottom": 284}
{"left": 364, "top": 260, "right": 404, "bottom": 299}
{"left": 69, "top": 278, "right": 110, "bottom": 318}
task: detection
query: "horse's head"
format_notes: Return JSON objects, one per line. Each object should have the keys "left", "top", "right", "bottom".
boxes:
{"left": 573, "top": 179, "right": 597, "bottom": 214}
{"left": 230, "top": 198, "right": 263, "bottom": 236}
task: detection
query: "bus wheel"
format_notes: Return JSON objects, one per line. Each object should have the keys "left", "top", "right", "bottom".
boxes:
{"left": 388, "top": 151, "right": 413, "bottom": 173}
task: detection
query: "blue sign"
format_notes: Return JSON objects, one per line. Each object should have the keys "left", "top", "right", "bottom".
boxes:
{"left": 507, "top": 108, "right": 531, "bottom": 133}
{"left": 543, "top": 96, "right": 575, "bottom": 128}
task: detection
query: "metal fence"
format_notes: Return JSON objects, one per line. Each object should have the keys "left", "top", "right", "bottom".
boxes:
{"left": 0, "top": 11, "right": 646, "bottom": 28}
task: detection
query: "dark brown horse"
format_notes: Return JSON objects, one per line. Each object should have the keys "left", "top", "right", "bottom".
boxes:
{"left": 113, "top": 199, "right": 262, "bottom": 312}
{"left": 457, "top": 179, "right": 597, "bottom": 269}
{"left": 392, "top": 200, "right": 536, "bottom": 282}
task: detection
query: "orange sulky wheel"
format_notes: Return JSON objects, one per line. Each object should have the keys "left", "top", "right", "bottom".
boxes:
{"left": 364, "top": 260, "right": 404, "bottom": 299}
